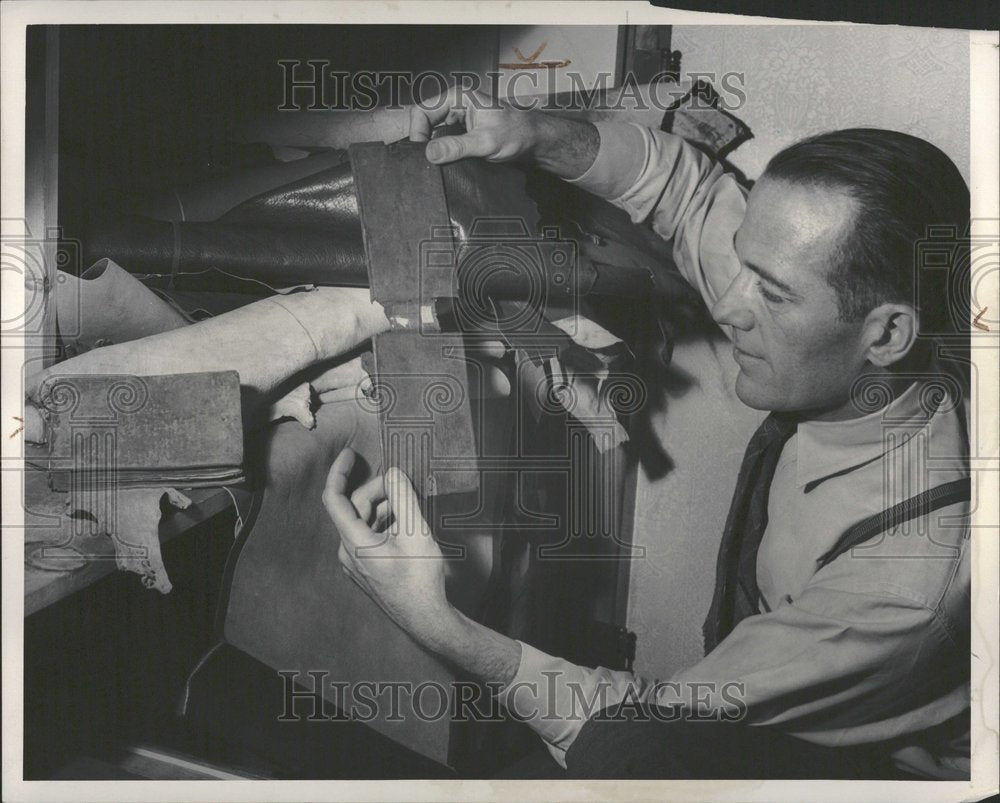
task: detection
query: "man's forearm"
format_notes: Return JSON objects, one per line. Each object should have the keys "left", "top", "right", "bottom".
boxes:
{"left": 414, "top": 604, "right": 522, "bottom": 687}
{"left": 528, "top": 114, "right": 601, "bottom": 181}
{"left": 417, "top": 93, "right": 600, "bottom": 179}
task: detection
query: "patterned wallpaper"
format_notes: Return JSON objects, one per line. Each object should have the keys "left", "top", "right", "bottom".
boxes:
{"left": 671, "top": 24, "right": 971, "bottom": 183}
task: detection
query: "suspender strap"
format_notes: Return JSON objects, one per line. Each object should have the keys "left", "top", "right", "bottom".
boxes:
{"left": 816, "top": 477, "right": 970, "bottom": 570}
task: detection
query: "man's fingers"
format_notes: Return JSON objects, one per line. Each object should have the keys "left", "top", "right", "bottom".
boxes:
{"left": 409, "top": 85, "right": 467, "bottom": 142}
{"left": 386, "top": 467, "right": 428, "bottom": 536}
{"left": 350, "top": 473, "right": 388, "bottom": 525}
{"left": 425, "top": 128, "right": 496, "bottom": 165}
{"left": 409, "top": 105, "right": 437, "bottom": 142}
{"left": 323, "top": 448, "right": 380, "bottom": 547}
{"left": 324, "top": 447, "right": 355, "bottom": 499}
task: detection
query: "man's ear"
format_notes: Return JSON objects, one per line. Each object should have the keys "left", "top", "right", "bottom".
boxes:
{"left": 863, "top": 303, "right": 918, "bottom": 367}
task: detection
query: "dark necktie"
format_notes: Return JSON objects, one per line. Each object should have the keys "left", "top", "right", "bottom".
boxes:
{"left": 703, "top": 412, "right": 799, "bottom": 653}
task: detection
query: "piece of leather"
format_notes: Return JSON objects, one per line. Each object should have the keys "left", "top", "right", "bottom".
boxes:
{"left": 85, "top": 161, "right": 367, "bottom": 287}
{"left": 55, "top": 258, "right": 189, "bottom": 353}
{"left": 222, "top": 395, "right": 504, "bottom": 766}
{"left": 84, "top": 215, "right": 368, "bottom": 289}
{"left": 148, "top": 287, "right": 270, "bottom": 319}
{"left": 221, "top": 161, "right": 360, "bottom": 231}
{"left": 133, "top": 149, "right": 352, "bottom": 223}
{"left": 268, "top": 381, "right": 315, "bottom": 429}
{"left": 23, "top": 467, "right": 187, "bottom": 596}
{"left": 308, "top": 354, "right": 369, "bottom": 395}
{"left": 27, "top": 288, "right": 390, "bottom": 417}
{"left": 110, "top": 487, "right": 179, "bottom": 592}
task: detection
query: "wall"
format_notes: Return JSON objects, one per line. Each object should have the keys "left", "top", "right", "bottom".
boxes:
{"left": 626, "top": 24, "right": 971, "bottom": 678}
{"left": 496, "top": 25, "right": 622, "bottom": 96}
{"left": 673, "top": 24, "right": 970, "bottom": 182}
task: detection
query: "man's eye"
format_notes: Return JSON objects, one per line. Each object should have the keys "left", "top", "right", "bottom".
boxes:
{"left": 757, "top": 281, "right": 785, "bottom": 304}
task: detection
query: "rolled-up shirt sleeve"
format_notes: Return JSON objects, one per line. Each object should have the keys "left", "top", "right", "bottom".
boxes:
{"left": 498, "top": 563, "right": 963, "bottom": 768}
{"left": 568, "top": 121, "right": 746, "bottom": 311}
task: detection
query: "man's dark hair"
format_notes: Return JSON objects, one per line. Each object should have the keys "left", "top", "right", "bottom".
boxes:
{"left": 763, "top": 128, "right": 970, "bottom": 337}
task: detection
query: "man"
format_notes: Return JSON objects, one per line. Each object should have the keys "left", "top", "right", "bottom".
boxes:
{"left": 322, "top": 90, "right": 971, "bottom": 779}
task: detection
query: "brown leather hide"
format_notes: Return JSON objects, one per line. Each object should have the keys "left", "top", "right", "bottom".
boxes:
{"left": 222, "top": 393, "right": 509, "bottom": 767}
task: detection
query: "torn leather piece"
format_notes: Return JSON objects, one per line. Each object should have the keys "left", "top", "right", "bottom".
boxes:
{"left": 550, "top": 314, "right": 623, "bottom": 351}
{"left": 111, "top": 487, "right": 183, "bottom": 593}
{"left": 268, "top": 381, "right": 315, "bottom": 429}
{"left": 23, "top": 467, "right": 188, "bottom": 594}
{"left": 350, "top": 142, "right": 481, "bottom": 497}
{"left": 546, "top": 355, "right": 629, "bottom": 454}
{"left": 308, "top": 354, "right": 369, "bottom": 395}
{"left": 513, "top": 320, "right": 635, "bottom": 454}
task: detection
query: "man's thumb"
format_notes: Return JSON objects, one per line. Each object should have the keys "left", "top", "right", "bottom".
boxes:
{"left": 425, "top": 130, "right": 493, "bottom": 164}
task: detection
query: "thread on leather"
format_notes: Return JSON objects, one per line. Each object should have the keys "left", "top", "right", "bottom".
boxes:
{"left": 169, "top": 219, "right": 181, "bottom": 290}
{"left": 173, "top": 189, "right": 187, "bottom": 222}
{"left": 267, "top": 296, "right": 321, "bottom": 362}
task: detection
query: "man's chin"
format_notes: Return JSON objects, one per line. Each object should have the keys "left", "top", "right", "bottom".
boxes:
{"left": 734, "top": 372, "right": 779, "bottom": 411}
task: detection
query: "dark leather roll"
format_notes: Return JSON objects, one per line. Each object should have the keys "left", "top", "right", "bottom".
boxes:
{"left": 85, "top": 213, "right": 369, "bottom": 288}
{"left": 85, "top": 150, "right": 701, "bottom": 324}
{"left": 85, "top": 162, "right": 369, "bottom": 288}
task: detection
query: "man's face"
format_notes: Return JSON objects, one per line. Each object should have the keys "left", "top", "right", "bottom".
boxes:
{"left": 712, "top": 177, "right": 871, "bottom": 419}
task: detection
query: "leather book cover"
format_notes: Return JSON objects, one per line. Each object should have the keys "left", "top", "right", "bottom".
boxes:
{"left": 28, "top": 371, "right": 245, "bottom": 490}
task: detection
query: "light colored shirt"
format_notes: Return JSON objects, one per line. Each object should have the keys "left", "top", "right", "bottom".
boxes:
{"left": 500, "top": 122, "right": 971, "bottom": 779}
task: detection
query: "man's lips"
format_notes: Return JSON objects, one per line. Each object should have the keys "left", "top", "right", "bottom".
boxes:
{"left": 733, "top": 344, "right": 763, "bottom": 362}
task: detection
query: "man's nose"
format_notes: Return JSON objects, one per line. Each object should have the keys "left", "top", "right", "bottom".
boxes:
{"left": 711, "top": 271, "right": 755, "bottom": 331}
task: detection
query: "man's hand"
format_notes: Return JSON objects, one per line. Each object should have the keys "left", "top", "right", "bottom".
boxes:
{"left": 409, "top": 86, "right": 538, "bottom": 165}
{"left": 323, "top": 447, "right": 522, "bottom": 685}
{"left": 409, "top": 86, "right": 600, "bottom": 180}
{"left": 323, "top": 448, "right": 457, "bottom": 647}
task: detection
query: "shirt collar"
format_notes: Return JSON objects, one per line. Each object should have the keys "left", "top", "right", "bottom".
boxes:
{"left": 794, "top": 377, "right": 948, "bottom": 491}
